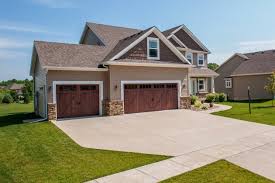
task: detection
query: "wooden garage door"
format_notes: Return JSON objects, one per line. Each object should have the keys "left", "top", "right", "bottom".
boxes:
{"left": 124, "top": 83, "right": 178, "bottom": 114}
{"left": 57, "top": 85, "right": 99, "bottom": 118}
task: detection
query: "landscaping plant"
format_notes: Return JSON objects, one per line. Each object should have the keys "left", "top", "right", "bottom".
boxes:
{"left": 2, "top": 93, "right": 13, "bottom": 104}
{"left": 264, "top": 72, "right": 275, "bottom": 107}
{"left": 191, "top": 95, "right": 198, "bottom": 105}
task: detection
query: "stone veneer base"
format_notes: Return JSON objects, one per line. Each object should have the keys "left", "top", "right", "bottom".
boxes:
{"left": 48, "top": 103, "right": 57, "bottom": 121}
{"left": 103, "top": 100, "right": 124, "bottom": 116}
{"left": 180, "top": 96, "right": 191, "bottom": 109}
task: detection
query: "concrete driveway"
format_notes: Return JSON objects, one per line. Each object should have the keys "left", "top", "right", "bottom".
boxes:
{"left": 55, "top": 109, "right": 275, "bottom": 156}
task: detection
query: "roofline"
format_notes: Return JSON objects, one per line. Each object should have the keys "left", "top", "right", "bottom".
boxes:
{"left": 215, "top": 53, "right": 249, "bottom": 71}
{"left": 231, "top": 72, "right": 273, "bottom": 77}
{"left": 104, "top": 61, "right": 192, "bottom": 68}
{"left": 177, "top": 47, "right": 209, "bottom": 54}
{"left": 79, "top": 23, "right": 88, "bottom": 44}
{"left": 109, "top": 27, "right": 191, "bottom": 65}
{"left": 170, "top": 35, "right": 187, "bottom": 48}
{"left": 167, "top": 25, "right": 211, "bottom": 53}
{"left": 29, "top": 44, "right": 37, "bottom": 76}
{"left": 44, "top": 66, "right": 108, "bottom": 72}
{"left": 190, "top": 73, "right": 219, "bottom": 77}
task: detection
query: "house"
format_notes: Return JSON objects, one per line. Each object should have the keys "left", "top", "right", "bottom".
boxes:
{"left": 7, "top": 83, "right": 25, "bottom": 95}
{"left": 30, "top": 22, "right": 218, "bottom": 120}
{"left": 215, "top": 50, "right": 275, "bottom": 100}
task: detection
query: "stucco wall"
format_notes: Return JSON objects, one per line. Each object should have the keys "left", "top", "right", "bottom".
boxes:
{"left": 108, "top": 65, "right": 189, "bottom": 100}
{"left": 233, "top": 74, "right": 272, "bottom": 100}
{"left": 34, "top": 60, "right": 47, "bottom": 118}
{"left": 47, "top": 70, "right": 109, "bottom": 103}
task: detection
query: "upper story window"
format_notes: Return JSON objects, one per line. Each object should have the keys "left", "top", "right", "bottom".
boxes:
{"left": 185, "top": 52, "right": 193, "bottom": 64}
{"left": 197, "top": 54, "right": 205, "bottom": 66}
{"left": 225, "top": 78, "right": 232, "bottom": 88}
{"left": 198, "top": 79, "right": 206, "bottom": 91}
{"left": 147, "top": 37, "right": 160, "bottom": 60}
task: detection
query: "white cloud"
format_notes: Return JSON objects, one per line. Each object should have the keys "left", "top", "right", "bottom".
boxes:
{"left": 32, "top": 0, "right": 76, "bottom": 8}
{"left": 0, "top": 38, "right": 32, "bottom": 49}
{"left": 208, "top": 52, "right": 233, "bottom": 65}
{"left": 0, "top": 50, "right": 29, "bottom": 61}
{"left": 239, "top": 40, "right": 275, "bottom": 53}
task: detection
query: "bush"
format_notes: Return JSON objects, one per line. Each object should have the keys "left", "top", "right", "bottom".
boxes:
{"left": 201, "top": 105, "right": 209, "bottom": 110}
{"left": 206, "top": 93, "right": 216, "bottom": 103}
{"left": 22, "top": 89, "right": 30, "bottom": 104}
{"left": 0, "top": 93, "right": 4, "bottom": 103}
{"left": 218, "top": 93, "right": 226, "bottom": 102}
{"left": 191, "top": 95, "right": 198, "bottom": 105}
{"left": 2, "top": 94, "right": 13, "bottom": 104}
{"left": 214, "top": 93, "right": 220, "bottom": 102}
{"left": 194, "top": 100, "right": 202, "bottom": 108}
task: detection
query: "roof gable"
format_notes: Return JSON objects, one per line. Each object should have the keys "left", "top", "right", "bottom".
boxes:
{"left": 106, "top": 27, "right": 191, "bottom": 64}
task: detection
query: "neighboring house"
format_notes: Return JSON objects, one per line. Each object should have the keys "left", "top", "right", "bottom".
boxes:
{"left": 30, "top": 22, "right": 217, "bottom": 120}
{"left": 215, "top": 50, "right": 275, "bottom": 100}
{"left": 7, "top": 83, "right": 25, "bottom": 95}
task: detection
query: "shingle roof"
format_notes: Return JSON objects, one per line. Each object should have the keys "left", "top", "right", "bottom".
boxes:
{"left": 8, "top": 83, "right": 24, "bottom": 90}
{"left": 189, "top": 67, "right": 219, "bottom": 77}
{"left": 34, "top": 41, "right": 108, "bottom": 68}
{"left": 231, "top": 50, "right": 275, "bottom": 76}
{"left": 111, "top": 58, "right": 186, "bottom": 65}
{"left": 162, "top": 25, "right": 181, "bottom": 36}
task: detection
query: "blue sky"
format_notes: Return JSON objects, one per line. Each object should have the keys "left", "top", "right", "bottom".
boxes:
{"left": 1, "top": 0, "right": 275, "bottom": 81}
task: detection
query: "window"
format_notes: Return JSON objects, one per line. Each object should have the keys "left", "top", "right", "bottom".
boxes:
{"left": 225, "top": 78, "right": 232, "bottom": 88}
{"left": 197, "top": 54, "right": 205, "bottom": 66}
{"left": 147, "top": 37, "right": 160, "bottom": 60}
{"left": 186, "top": 52, "right": 193, "bottom": 64}
{"left": 198, "top": 79, "right": 205, "bottom": 91}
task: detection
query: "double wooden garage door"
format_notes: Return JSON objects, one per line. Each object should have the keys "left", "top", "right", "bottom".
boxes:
{"left": 124, "top": 83, "right": 178, "bottom": 114}
{"left": 57, "top": 85, "right": 99, "bottom": 118}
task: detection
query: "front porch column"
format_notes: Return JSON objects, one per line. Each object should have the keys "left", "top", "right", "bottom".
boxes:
{"left": 211, "top": 77, "right": 215, "bottom": 93}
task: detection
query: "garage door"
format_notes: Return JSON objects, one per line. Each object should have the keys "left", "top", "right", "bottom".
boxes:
{"left": 124, "top": 83, "right": 178, "bottom": 114}
{"left": 57, "top": 85, "right": 99, "bottom": 118}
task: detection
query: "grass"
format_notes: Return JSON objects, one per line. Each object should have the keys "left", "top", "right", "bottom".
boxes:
{"left": 0, "top": 103, "right": 168, "bottom": 183}
{"left": 161, "top": 160, "right": 274, "bottom": 183}
{"left": 213, "top": 100, "right": 275, "bottom": 126}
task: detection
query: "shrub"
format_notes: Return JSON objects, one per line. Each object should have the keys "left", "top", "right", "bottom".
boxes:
{"left": 0, "top": 93, "right": 4, "bottom": 103}
{"left": 206, "top": 93, "right": 216, "bottom": 103}
{"left": 2, "top": 94, "right": 13, "bottom": 104}
{"left": 218, "top": 93, "right": 226, "bottom": 102}
{"left": 191, "top": 95, "right": 198, "bottom": 105}
{"left": 214, "top": 93, "right": 220, "bottom": 102}
{"left": 201, "top": 105, "right": 209, "bottom": 110}
{"left": 22, "top": 89, "right": 30, "bottom": 104}
{"left": 194, "top": 100, "right": 202, "bottom": 108}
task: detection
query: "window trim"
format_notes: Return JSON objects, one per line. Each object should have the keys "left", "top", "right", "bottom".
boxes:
{"left": 198, "top": 78, "right": 206, "bottom": 92}
{"left": 147, "top": 37, "right": 160, "bottom": 60}
{"left": 197, "top": 54, "right": 205, "bottom": 66}
{"left": 225, "top": 78, "right": 232, "bottom": 88}
{"left": 185, "top": 52, "right": 193, "bottom": 64}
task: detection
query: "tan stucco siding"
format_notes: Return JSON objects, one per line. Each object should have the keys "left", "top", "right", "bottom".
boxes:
{"left": 232, "top": 75, "right": 272, "bottom": 100}
{"left": 47, "top": 70, "right": 109, "bottom": 103}
{"left": 109, "top": 65, "right": 189, "bottom": 100}
{"left": 215, "top": 55, "right": 244, "bottom": 99}
{"left": 34, "top": 60, "right": 47, "bottom": 118}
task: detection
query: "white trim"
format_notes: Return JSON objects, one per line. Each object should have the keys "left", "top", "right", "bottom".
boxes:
{"left": 147, "top": 37, "right": 160, "bottom": 60}
{"left": 197, "top": 54, "right": 205, "bottom": 66}
{"left": 104, "top": 61, "right": 192, "bottom": 68}
{"left": 216, "top": 53, "right": 249, "bottom": 71}
{"left": 171, "top": 35, "right": 187, "bottom": 48}
{"left": 44, "top": 66, "right": 108, "bottom": 72}
{"left": 52, "top": 81, "right": 104, "bottom": 116}
{"left": 109, "top": 27, "right": 191, "bottom": 65}
{"left": 176, "top": 47, "right": 208, "bottom": 54}
{"left": 185, "top": 52, "right": 193, "bottom": 64}
{"left": 121, "top": 80, "right": 182, "bottom": 108}
{"left": 198, "top": 78, "right": 206, "bottom": 92}
{"left": 224, "top": 78, "right": 232, "bottom": 88}
{"left": 230, "top": 72, "right": 273, "bottom": 77}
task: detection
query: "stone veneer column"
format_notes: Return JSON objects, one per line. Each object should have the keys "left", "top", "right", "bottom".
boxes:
{"left": 103, "top": 100, "right": 124, "bottom": 116}
{"left": 179, "top": 96, "right": 191, "bottom": 109}
{"left": 48, "top": 103, "right": 57, "bottom": 121}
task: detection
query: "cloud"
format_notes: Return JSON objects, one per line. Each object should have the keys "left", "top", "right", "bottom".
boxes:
{"left": 239, "top": 40, "right": 275, "bottom": 53}
{"left": 32, "top": 0, "right": 76, "bottom": 8}
{"left": 0, "top": 24, "right": 70, "bottom": 36}
{"left": 0, "top": 38, "right": 32, "bottom": 49}
{"left": 0, "top": 50, "right": 29, "bottom": 61}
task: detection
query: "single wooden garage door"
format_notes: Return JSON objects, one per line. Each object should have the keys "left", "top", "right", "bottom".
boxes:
{"left": 124, "top": 83, "right": 178, "bottom": 114}
{"left": 57, "top": 85, "right": 99, "bottom": 118}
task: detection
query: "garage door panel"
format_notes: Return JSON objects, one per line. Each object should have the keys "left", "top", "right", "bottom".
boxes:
{"left": 124, "top": 83, "right": 178, "bottom": 114}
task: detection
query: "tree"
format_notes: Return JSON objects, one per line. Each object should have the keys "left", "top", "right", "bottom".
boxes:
{"left": 22, "top": 87, "right": 30, "bottom": 104}
{"left": 264, "top": 72, "right": 275, "bottom": 107}
{"left": 208, "top": 63, "right": 219, "bottom": 71}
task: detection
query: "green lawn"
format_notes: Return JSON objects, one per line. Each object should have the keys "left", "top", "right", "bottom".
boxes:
{"left": 161, "top": 160, "right": 274, "bottom": 183}
{"left": 213, "top": 100, "right": 275, "bottom": 126}
{"left": 0, "top": 103, "right": 168, "bottom": 183}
